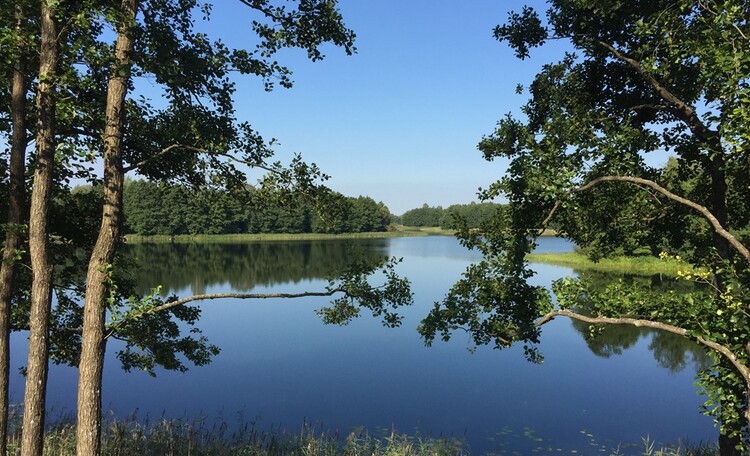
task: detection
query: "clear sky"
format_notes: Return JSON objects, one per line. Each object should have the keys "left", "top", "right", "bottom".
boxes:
{"left": 204, "top": 1, "right": 559, "bottom": 215}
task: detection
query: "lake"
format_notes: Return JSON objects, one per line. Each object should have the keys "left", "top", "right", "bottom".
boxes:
{"left": 10, "top": 236, "right": 717, "bottom": 454}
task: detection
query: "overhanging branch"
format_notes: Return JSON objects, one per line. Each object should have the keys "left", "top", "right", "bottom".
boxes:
{"left": 150, "top": 289, "right": 346, "bottom": 314}
{"left": 575, "top": 175, "right": 750, "bottom": 262}
{"left": 104, "top": 288, "right": 346, "bottom": 340}
{"left": 123, "top": 143, "right": 278, "bottom": 174}
{"left": 123, "top": 144, "right": 197, "bottom": 173}
{"left": 536, "top": 309, "right": 750, "bottom": 381}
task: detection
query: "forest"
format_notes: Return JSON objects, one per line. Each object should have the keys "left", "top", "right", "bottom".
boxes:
{"left": 117, "top": 180, "right": 393, "bottom": 235}
{"left": 118, "top": 180, "right": 505, "bottom": 236}
{"left": 398, "top": 202, "right": 505, "bottom": 230}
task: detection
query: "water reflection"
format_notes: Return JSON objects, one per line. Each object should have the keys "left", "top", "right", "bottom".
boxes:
{"left": 9, "top": 236, "right": 711, "bottom": 455}
{"left": 570, "top": 322, "right": 712, "bottom": 373}
{"left": 121, "top": 238, "right": 709, "bottom": 374}
{"left": 123, "top": 239, "right": 389, "bottom": 294}
{"left": 564, "top": 271, "right": 712, "bottom": 374}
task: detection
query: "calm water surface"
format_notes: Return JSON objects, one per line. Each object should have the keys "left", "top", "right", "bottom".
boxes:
{"left": 11, "top": 236, "right": 716, "bottom": 454}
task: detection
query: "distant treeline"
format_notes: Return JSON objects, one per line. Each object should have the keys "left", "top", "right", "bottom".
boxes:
{"left": 398, "top": 203, "right": 505, "bottom": 229}
{"left": 119, "top": 180, "right": 393, "bottom": 236}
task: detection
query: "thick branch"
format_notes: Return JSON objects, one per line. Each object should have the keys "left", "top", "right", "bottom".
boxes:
{"left": 104, "top": 288, "right": 346, "bottom": 340}
{"left": 597, "top": 41, "right": 716, "bottom": 144}
{"left": 576, "top": 175, "right": 750, "bottom": 262}
{"left": 536, "top": 200, "right": 563, "bottom": 237}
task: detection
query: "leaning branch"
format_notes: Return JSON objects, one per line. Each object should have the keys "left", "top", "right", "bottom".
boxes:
{"left": 536, "top": 309, "right": 750, "bottom": 381}
{"left": 123, "top": 144, "right": 195, "bottom": 173}
{"left": 536, "top": 200, "right": 563, "bottom": 237}
{"left": 123, "top": 144, "right": 278, "bottom": 174}
{"left": 575, "top": 175, "right": 750, "bottom": 262}
{"left": 597, "top": 41, "right": 715, "bottom": 143}
{"left": 150, "top": 289, "right": 346, "bottom": 314}
{"left": 104, "top": 288, "right": 346, "bottom": 340}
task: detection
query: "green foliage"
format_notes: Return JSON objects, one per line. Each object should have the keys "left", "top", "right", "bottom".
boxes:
{"left": 317, "top": 257, "right": 413, "bottom": 328}
{"left": 440, "top": 202, "right": 506, "bottom": 230}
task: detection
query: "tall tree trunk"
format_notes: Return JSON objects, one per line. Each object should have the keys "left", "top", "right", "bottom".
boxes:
{"left": 704, "top": 141, "right": 742, "bottom": 456}
{"left": 709, "top": 154, "right": 730, "bottom": 261}
{"left": 20, "top": 1, "right": 58, "bottom": 455}
{"left": 0, "top": 5, "right": 29, "bottom": 454}
{"left": 76, "top": 1, "right": 137, "bottom": 454}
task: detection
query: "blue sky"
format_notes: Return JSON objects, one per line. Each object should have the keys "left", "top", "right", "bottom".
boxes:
{"left": 204, "top": 1, "right": 559, "bottom": 215}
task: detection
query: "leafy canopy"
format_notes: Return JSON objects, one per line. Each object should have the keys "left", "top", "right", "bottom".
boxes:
{"left": 419, "top": 0, "right": 750, "bottom": 446}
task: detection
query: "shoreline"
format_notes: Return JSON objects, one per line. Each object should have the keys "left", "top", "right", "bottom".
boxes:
{"left": 123, "top": 226, "right": 455, "bottom": 243}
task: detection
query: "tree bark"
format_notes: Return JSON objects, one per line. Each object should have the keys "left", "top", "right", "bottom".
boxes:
{"left": 76, "top": 1, "right": 137, "bottom": 454}
{"left": 708, "top": 147, "right": 731, "bottom": 261}
{"left": 20, "top": 1, "right": 58, "bottom": 455}
{"left": 0, "top": 5, "right": 29, "bottom": 454}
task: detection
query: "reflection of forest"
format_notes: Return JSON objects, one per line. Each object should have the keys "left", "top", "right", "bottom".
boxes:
{"left": 569, "top": 271, "right": 712, "bottom": 373}
{"left": 121, "top": 240, "right": 390, "bottom": 295}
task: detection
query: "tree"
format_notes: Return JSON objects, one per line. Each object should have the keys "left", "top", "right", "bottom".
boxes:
{"left": 0, "top": 2, "right": 412, "bottom": 456}
{"left": 401, "top": 203, "right": 444, "bottom": 227}
{"left": 21, "top": 2, "right": 58, "bottom": 454}
{"left": 419, "top": 1, "right": 750, "bottom": 454}
{"left": 439, "top": 202, "right": 505, "bottom": 230}
{"left": 0, "top": 3, "right": 29, "bottom": 454}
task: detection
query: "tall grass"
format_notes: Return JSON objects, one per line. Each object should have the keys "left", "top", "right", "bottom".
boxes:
{"left": 6, "top": 415, "right": 467, "bottom": 456}
{"left": 2, "top": 412, "right": 719, "bottom": 455}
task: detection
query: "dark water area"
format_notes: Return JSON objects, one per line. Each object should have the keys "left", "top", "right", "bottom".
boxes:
{"left": 10, "top": 236, "right": 717, "bottom": 454}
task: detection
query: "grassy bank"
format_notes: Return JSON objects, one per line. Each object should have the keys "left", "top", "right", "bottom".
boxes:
{"left": 9, "top": 418, "right": 466, "bottom": 456}
{"left": 7, "top": 416, "right": 717, "bottom": 455}
{"left": 527, "top": 252, "right": 695, "bottom": 276}
{"left": 124, "top": 226, "right": 455, "bottom": 243}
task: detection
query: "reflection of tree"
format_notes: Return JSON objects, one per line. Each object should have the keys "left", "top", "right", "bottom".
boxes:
{"left": 649, "top": 330, "right": 712, "bottom": 373}
{"left": 121, "top": 240, "right": 390, "bottom": 295}
{"left": 568, "top": 271, "right": 712, "bottom": 373}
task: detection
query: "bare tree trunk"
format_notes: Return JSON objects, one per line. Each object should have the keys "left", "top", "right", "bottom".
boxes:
{"left": 0, "top": 6, "right": 29, "bottom": 454}
{"left": 76, "top": 1, "right": 137, "bottom": 454}
{"left": 20, "top": 1, "right": 58, "bottom": 455}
